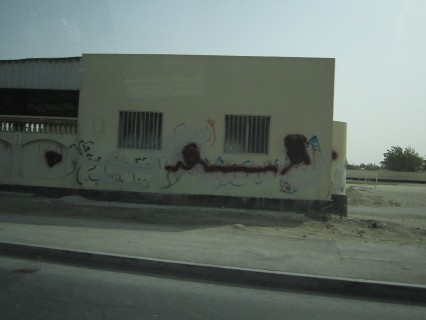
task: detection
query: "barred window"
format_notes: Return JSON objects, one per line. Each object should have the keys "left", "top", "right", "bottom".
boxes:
{"left": 118, "top": 111, "right": 163, "bottom": 149}
{"left": 224, "top": 115, "right": 270, "bottom": 154}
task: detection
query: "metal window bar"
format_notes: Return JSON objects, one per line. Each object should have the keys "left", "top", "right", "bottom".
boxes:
{"left": 224, "top": 115, "right": 270, "bottom": 154}
{"left": 266, "top": 117, "right": 270, "bottom": 153}
{"left": 128, "top": 112, "right": 133, "bottom": 148}
{"left": 124, "top": 112, "right": 129, "bottom": 148}
{"left": 118, "top": 111, "right": 162, "bottom": 150}
{"left": 143, "top": 112, "right": 148, "bottom": 148}
{"left": 138, "top": 112, "right": 143, "bottom": 148}
{"left": 245, "top": 116, "right": 251, "bottom": 153}
{"left": 259, "top": 117, "right": 263, "bottom": 153}
{"left": 240, "top": 115, "right": 247, "bottom": 152}
{"left": 155, "top": 113, "right": 162, "bottom": 149}
{"left": 130, "top": 112, "right": 135, "bottom": 148}
{"left": 148, "top": 112, "right": 152, "bottom": 148}
{"left": 225, "top": 115, "right": 229, "bottom": 153}
{"left": 250, "top": 116, "right": 255, "bottom": 153}
{"left": 119, "top": 112, "right": 124, "bottom": 147}
{"left": 132, "top": 112, "right": 136, "bottom": 147}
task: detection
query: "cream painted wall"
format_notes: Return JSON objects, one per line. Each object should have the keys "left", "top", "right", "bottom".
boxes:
{"left": 77, "top": 54, "right": 335, "bottom": 200}
{"left": 331, "top": 121, "right": 347, "bottom": 195}
{"left": 0, "top": 132, "right": 76, "bottom": 188}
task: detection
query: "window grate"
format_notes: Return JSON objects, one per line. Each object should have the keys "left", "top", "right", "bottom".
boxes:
{"left": 224, "top": 115, "right": 270, "bottom": 154}
{"left": 118, "top": 111, "right": 162, "bottom": 149}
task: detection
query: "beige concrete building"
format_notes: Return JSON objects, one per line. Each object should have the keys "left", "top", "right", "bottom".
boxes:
{"left": 0, "top": 54, "right": 345, "bottom": 215}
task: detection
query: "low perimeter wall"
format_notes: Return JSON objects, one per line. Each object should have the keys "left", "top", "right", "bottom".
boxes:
{"left": 347, "top": 170, "right": 426, "bottom": 183}
{"left": 0, "top": 184, "right": 338, "bottom": 221}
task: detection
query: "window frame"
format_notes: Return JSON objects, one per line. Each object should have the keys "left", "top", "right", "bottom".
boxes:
{"left": 117, "top": 110, "right": 163, "bottom": 150}
{"left": 224, "top": 114, "right": 271, "bottom": 155}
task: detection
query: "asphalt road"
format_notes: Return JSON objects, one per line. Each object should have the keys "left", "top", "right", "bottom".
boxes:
{"left": 1, "top": 256, "right": 425, "bottom": 320}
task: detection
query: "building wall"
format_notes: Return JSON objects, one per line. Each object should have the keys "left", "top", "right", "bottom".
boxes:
{"left": 0, "top": 131, "right": 76, "bottom": 188}
{"left": 74, "top": 54, "right": 335, "bottom": 200}
{"left": 331, "top": 121, "right": 347, "bottom": 195}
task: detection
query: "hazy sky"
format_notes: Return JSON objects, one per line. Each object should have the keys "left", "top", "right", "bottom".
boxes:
{"left": 1, "top": 0, "right": 425, "bottom": 164}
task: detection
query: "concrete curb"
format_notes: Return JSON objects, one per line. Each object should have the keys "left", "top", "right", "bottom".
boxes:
{"left": 1, "top": 241, "right": 425, "bottom": 304}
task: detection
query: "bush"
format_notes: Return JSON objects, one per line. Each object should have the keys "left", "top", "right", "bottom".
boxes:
{"left": 380, "top": 146, "right": 424, "bottom": 172}
{"left": 346, "top": 162, "right": 380, "bottom": 170}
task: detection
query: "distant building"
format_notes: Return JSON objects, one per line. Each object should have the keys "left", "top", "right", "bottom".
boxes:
{"left": 0, "top": 54, "right": 347, "bottom": 216}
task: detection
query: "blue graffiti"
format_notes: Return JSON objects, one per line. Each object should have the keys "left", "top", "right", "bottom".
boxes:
{"left": 308, "top": 135, "right": 321, "bottom": 153}
{"left": 279, "top": 179, "right": 297, "bottom": 194}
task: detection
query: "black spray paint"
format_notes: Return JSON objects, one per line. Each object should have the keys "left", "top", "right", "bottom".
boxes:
{"left": 44, "top": 151, "right": 63, "bottom": 168}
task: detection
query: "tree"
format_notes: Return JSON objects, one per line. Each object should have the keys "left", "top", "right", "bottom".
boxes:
{"left": 380, "top": 146, "right": 424, "bottom": 172}
{"left": 346, "top": 162, "right": 381, "bottom": 170}
{"left": 364, "top": 163, "right": 381, "bottom": 170}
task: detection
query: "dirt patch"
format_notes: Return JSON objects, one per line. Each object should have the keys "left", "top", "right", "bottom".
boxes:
{"left": 347, "top": 183, "right": 426, "bottom": 207}
{"left": 347, "top": 186, "right": 402, "bottom": 207}
{"left": 1, "top": 183, "right": 426, "bottom": 245}
{"left": 268, "top": 215, "right": 426, "bottom": 245}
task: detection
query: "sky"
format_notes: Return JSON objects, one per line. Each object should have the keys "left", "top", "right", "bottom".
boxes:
{"left": 0, "top": 0, "right": 425, "bottom": 164}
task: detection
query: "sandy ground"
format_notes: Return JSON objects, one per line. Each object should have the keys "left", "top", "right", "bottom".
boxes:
{"left": 0, "top": 182, "right": 425, "bottom": 245}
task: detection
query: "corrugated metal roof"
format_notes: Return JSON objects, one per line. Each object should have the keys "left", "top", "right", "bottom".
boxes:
{"left": 0, "top": 57, "right": 81, "bottom": 90}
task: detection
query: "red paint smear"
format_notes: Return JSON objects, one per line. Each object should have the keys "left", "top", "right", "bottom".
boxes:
{"left": 173, "top": 122, "right": 186, "bottom": 134}
{"left": 207, "top": 118, "right": 216, "bottom": 146}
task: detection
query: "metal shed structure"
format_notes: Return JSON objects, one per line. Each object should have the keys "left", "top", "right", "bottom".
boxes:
{"left": 0, "top": 57, "right": 81, "bottom": 117}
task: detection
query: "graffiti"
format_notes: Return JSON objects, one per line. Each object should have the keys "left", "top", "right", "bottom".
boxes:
{"left": 44, "top": 151, "right": 62, "bottom": 168}
{"left": 161, "top": 171, "right": 183, "bottom": 189}
{"left": 173, "top": 122, "right": 186, "bottom": 134}
{"left": 308, "top": 135, "right": 321, "bottom": 153}
{"left": 69, "top": 140, "right": 101, "bottom": 163}
{"left": 167, "top": 143, "right": 200, "bottom": 171}
{"left": 68, "top": 140, "right": 102, "bottom": 185}
{"left": 214, "top": 180, "right": 247, "bottom": 190}
{"left": 166, "top": 119, "right": 217, "bottom": 157}
{"left": 281, "top": 134, "right": 311, "bottom": 175}
{"left": 68, "top": 142, "right": 161, "bottom": 188}
{"left": 135, "top": 157, "right": 149, "bottom": 164}
{"left": 165, "top": 143, "right": 279, "bottom": 174}
{"left": 230, "top": 182, "right": 246, "bottom": 187}
{"left": 164, "top": 127, "right": 322, "bottom": 192}
{"left": 134, "top": 156, "right": 161, "bottom": 168}
{"left": 215, "top": 156, "right": 226, "bottom": 166}
{"left": 166, "top": 132, "right": 321, "bottom": 178}
{"left": 206, "top": 118, "right": 216, "bottom": 146}
{"left": 104, "top": 155, "right": 160, "bottom": 187}
{"left": 279, "top": 179, "right": 297, "bottom": 194}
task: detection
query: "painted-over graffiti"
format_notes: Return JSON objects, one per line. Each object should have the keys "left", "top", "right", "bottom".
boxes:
{"left": 166, "top": 133, "right": 320, "bottom": 176}
{"left": 280, "top": 134, "right": 311, "bottom": 175}
{"left": 44, "top": 151, "right": 63, "bottom": 168}
{"left": 164, "top": 132, "right": 323, "bottom": 193}
{"left": 165, "top": 143, "right": 278, "bottom": 174}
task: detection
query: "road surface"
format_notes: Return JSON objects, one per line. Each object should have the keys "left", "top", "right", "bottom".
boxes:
{"left": 1, "top": 256, "right": 424, "bottom": 320}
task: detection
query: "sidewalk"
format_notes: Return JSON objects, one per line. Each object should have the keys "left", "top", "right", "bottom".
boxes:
{"left": 1, "top": 192, "right": 425, "bottom": 287}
